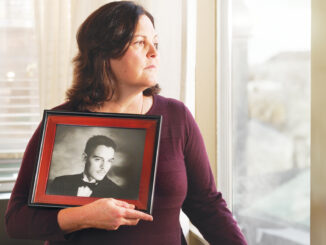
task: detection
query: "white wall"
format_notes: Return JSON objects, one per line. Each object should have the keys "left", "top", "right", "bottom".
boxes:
{"left": 138, "top": 0, "right": 183, "bottom": 100}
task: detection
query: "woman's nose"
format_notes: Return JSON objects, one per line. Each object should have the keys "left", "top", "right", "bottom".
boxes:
{"left": 147, "top": 42, "right": 158, "bottom": 58}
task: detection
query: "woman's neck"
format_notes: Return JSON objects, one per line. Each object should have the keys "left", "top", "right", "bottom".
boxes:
{"left": 104, "top": 92, "right": 144, "bottom": 114}
{"left": 93, "top": 90, "right": 152, "bottom": 114}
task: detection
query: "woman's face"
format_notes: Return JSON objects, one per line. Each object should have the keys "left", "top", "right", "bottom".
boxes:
{"left": 109, "top": 15, "right": 159, "bottom": 91}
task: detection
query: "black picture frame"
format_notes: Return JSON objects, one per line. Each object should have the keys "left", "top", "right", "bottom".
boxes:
{"left": 28, "top": 110, "right": 162, "bottom": 214}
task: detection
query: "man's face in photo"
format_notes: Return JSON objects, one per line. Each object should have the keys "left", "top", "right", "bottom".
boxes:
{"left": 84, "top": 145, "right": 115, "bottom": 182}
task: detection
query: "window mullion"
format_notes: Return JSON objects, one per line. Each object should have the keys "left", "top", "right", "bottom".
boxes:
{"left": 217, "top": 0, "right": 233, "bottom": 209}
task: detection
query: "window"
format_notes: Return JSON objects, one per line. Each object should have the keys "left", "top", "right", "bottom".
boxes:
{"left": 0, "top": 0, "right": 40, "bottom": 192}
{"left": 218, "top": 0, "right": 310, "bottom": 244}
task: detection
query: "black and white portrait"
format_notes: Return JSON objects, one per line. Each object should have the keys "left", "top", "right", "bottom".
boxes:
{"left": 46, "top": 124, "right": 146, "bottom": 200}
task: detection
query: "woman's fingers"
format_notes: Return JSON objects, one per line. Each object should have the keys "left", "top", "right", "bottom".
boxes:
{"left": 113, "top": 199, "right": 135, "bottom": 209}
{"left": 122, "top": 218, "right": 140, "bottom": 226}
{"left": 58, "top": 198, "right": 153, "bottom": 232}
{"left": 123, "top": 208, "right": 153, "bottom": 221}
{"left": 78, "top": 198, "right": 153, "bottom": 231}
{"left": 111, "top": 199, "right": 152, "bottom": 221}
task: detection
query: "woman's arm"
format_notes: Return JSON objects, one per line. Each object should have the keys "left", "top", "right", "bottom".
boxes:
{"left": 5, "top": 123, "right": 152, "bottom": 241}
{"left": 181, "top": 106, "right": 248, "bottom": 245}
{"left": 5, "top": 124, "right": 68, "bottom": 241}
{"left": 58, "top": 198, "right": 152, "bottom": 233}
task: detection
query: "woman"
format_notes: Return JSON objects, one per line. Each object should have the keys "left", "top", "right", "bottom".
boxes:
{"left": 5, "top": 2, "right": 247, "bottom": 245}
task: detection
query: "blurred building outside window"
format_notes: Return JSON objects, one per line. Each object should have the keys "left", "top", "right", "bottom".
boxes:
{"left": 218, "top": 0, "right": 311, "bottom": 244}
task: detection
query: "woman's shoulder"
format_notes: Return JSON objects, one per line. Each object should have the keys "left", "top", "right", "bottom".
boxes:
{"left": 154, "top": 94, "right": 184, "bottom": 106}
{"left": 153, "top": 94, "right": 187, "bottom": 113}
{"left": 152, "top": 95, "right": 193, "bottom": 125}
{"left": 50, "top": 101, "right": 73, "bottom": 111}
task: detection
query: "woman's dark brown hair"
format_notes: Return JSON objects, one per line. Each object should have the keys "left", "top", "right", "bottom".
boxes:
{"left": 66, "top": 1, "right": 160, "bottom": 111}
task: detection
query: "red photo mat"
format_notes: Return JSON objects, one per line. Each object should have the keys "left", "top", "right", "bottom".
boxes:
{"left": 29, "top": 111, "right": 161, "bottom": 214}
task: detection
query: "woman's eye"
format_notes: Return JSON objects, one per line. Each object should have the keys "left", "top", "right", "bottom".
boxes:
{"left": 135, "top": 40, "right": 145, "bottom": 46}
{"left": 154, "top": 42, "right": 159, "bottom": 50}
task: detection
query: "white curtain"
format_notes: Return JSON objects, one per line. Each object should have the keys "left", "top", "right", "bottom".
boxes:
{"left": 34, "top": 0, "right": 113, "bottom": 110}
{"left": 34, "top": 0, "right": 72, "bottom": 110}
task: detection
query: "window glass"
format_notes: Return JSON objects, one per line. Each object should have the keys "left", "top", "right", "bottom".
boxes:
{"left": 0, "top": 0, "right": 39, "bottom": 192}
{"left": 231, "top": 0, "right": 310, "bottom": 244}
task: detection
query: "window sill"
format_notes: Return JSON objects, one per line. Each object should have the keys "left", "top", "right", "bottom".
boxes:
{"left": 189, "top": 224, "right": 208, "bottom": 245}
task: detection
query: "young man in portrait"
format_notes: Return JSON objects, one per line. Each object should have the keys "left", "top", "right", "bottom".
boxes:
{"left": 47, "top": 135, "right": 123, "bottom": 198}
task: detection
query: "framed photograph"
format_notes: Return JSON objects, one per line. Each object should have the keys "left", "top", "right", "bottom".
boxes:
{"left": 28, "top": 110, "right": 162, "bottom": 214}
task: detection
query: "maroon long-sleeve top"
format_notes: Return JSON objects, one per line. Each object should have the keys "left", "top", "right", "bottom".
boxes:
{"left": 5, "top": 95, "right": 247, "bottom": 245}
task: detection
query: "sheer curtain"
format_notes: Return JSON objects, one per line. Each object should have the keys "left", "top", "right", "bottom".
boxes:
{"left": 34, "top": 0, "right": 72, "bottom": 110}
{"left": 34, "top": 0, "right": 113, "bottom": 110}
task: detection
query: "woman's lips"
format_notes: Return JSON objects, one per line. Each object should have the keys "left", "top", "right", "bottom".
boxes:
{"left": 145, "top": 65, "right": 156, "bottom": 69}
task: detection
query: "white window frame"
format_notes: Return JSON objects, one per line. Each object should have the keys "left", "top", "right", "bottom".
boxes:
{"left": 216, "top": 0, "right": 233, "bottom": 208}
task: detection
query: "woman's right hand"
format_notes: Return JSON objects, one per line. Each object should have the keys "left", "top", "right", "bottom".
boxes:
{"left": 57, "top": 198, "right": 153, "bottom": 233}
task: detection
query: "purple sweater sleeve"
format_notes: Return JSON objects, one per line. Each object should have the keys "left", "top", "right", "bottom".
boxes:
{"left": 181, "top": 106, "right": 247, "bottom": 245}
{"left": 5, "top": 123, "right": 68, "bottom": 242}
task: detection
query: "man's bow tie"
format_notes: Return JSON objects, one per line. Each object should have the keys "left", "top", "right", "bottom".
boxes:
{"left": 81, "top": 180, "right": 98, "bottom": 190}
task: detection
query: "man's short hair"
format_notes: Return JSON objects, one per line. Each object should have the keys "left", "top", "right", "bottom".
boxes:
{"left": 84, "top": 135, "right": 117, "bottom": 155}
